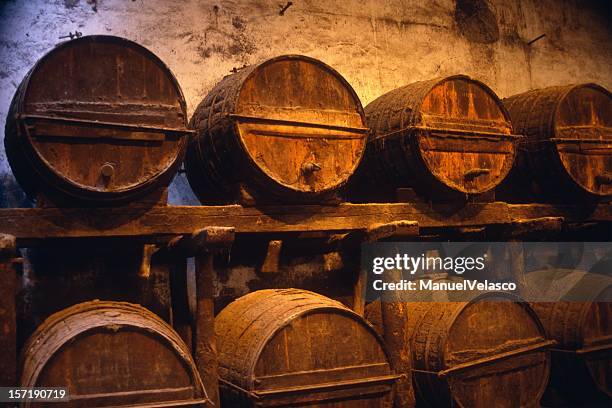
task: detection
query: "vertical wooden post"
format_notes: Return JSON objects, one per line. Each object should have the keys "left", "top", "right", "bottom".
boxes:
{"left": 491, "top": 216, "right": 562, "bottom": 297}
{"left": 352, "top": 269, "right": 367, "bottom": 316}
{"left": 169, "top": 257, "right": 193, "bottom": 353}
{"left": 192, "top": 227, "right": 235, "bottom": 408}
{"left": 0, "top": 234, "right": 17, "bottom": 387}
{"left": 359, "top": 221, "right": 418, "bottom": 408}
{"left": 381, "top": 269, "right": 415, "bottom": 408}
{"left": 194, "top": 252, "right": 218, "bottom": 406}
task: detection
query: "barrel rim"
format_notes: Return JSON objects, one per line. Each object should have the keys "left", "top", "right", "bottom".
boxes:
{"left": 216, "top": 289, "right": 392, "bottom": 392}
{"left": 19, "top": 300, "right": 206, "bottom": 405}
{"left": 12, "top": 35, "right": 189, "bottom": 202}
{"left": 232, "top": 54, "right": 368, "bottom": 196}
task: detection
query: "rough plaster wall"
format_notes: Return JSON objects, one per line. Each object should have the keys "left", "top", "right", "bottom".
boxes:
{"left": 0, "top": 0, "right": 610, "bottom": 206}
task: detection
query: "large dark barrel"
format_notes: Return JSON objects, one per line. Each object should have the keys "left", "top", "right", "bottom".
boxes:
{"left": 20, "top": 300, "right": 208, "bottom": 407}
{"left": 354, "top": 75, "right": 518, "bottom": 200}
{"left": 215, "top": 289, "right": 397, "bottom": 407}
{"left": 526, "top": 270, "right": 611, "bottom": 404}
{"left": 366, "top": 292, "right": 552, "bottom": 408}
{"left": 500, "top": 84, "right": 612, "bottom": 201}
{"left": 4, "top": 35, "right": 190, "bottom": 205}
{"left": 186, "top": 55, "right": 368, "bottom": 204}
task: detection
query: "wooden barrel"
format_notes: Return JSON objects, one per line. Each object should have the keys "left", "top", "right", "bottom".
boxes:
{"left": 4, "top": 35, "right": 190, "bottom": 205}
{"left": 526, "top": 270, "right": 611, "bottom": 404}
{"left": 215, "top": 289, "right": 397, "bottom": 407}
{"left": 356, "top": 75, "right": 517, "bottom": 200}
{"left": 365, "top": 292, "right": 552, "bottom": 408}
{"left": 500, "top": 84, "right": 612, "bottom": 201}
{"left": 20, "top": 300, "right": 208, "bottom": 407}
{"left": 185, "top": 55, "right": 368, "bottom": 204}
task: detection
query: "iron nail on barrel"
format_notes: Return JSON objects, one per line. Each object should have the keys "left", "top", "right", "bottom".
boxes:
{"left": 185, "top": 55, "right": 368, "bottom": 205}
{"left": 351, "top": 75, "right": 519, "bottom": 201}
{"left": 4, "top": 35, "right": 191, "bottom": 206}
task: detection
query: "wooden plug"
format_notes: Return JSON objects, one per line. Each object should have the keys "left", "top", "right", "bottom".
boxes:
{"left": 260, "top": 240, "right": 282, "bottom": 274}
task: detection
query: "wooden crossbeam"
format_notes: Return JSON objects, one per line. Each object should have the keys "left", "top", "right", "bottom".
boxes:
{"left": 0, "top": 202, "right": 609, "bottom": 245}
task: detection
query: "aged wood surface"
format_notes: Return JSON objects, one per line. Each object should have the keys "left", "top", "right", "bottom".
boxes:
{"left": 4, "top": 35, "right": 189, "bottom": 204}
{"left": 501, "top": 83, "right": 611, "bottom": 201}
{"left": 0, "top": 202, "right": 609, "bottom": 244}
{"left": 527, "top": 270, "right": 612, "bottom": 404}
{"left": 355, "top": 75, "right": 517, "bottom": 199}
{"left": 0, "top": 234, "right": 17, "bottom": 387}
{"left": 380, "top": 271, "right": 415, "bottom": 408}
{"left": 190, "top": 227, "right": 234, "bottom": 408}
{"left": 215, "top": 289, "right": 397, "bottom": 407}
{"left": 260, "top": 240, "right": 283, "bottom": 273}
{"left": 366, "top": 293, "right": 552, "bottom": 408}
{"left": 186, "top": 54, "right": 367, "bottom": 204}
{"left": 348, "top": 220, "right": 420, "bottom": 316}
{"left": 20, "top": 300, "right": 209, "bottom": 407}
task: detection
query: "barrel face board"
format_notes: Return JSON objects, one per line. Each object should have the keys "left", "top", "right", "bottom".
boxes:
{"left": 215, "top": 289, "right": 396, "bottom": 407}
{"left": 444, "top": 299, "right": 550, "bottom": 408}
{"left": 20, "top": 301, "right": 207, "bottom": 408}
{"left": 6, "top": 35, "right": 188, "bottom": 202}
{"left": 37, "top": 330, "right": 192, "bottom": 394}
{"left": 417, "top": 78, "right": 515, "bottom": 194}
{"left": 235, "top": 57, "right": 367, "bottom": 194}
{"left": 255, "top": 312, "right": 389, "bottom": 384}
{"left": 554, "top": 85, "right": 612, "bottom": 196}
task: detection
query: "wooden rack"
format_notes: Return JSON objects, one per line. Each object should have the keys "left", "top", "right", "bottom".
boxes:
{"left": 0, "top": 201, "right": 609, "bottom": 244}
{"left": 0, "top": 201, "right": 610, "bottom": 406}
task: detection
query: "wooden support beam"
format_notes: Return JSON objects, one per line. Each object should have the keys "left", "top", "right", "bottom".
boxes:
{"left": 189, "top": 227, "right": 235, "bottom": 408}
{"left": 0, "top": 234, "right": 17, "bottom": 387}
{"left": 381, "top": 270, "right": 415, "bottom": 408}
{"left": 328, "top": 221, "right": 419, "bottom": 407}
{"left": 343, "top": 221, "right": 419, "bottom": 315}
{"left": 491, "top": 216, "right": 564, "bottom": 240}
{"left": 362, "top": 223, "right": 418, "bottom": 408}
{"left": 195, "top": 253, "right": 219, "bottom": 408}
{"left": 168, "top": 258, "right": 192, "bottom": 353}
{"left": 364, "top": 220, "right": 420, "bottom": 242}
{"left": 260, "top": 240, "right": 283, "bottom": 273}
{"left": 0, "top": 202, "right": 609, "bottom": 245}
